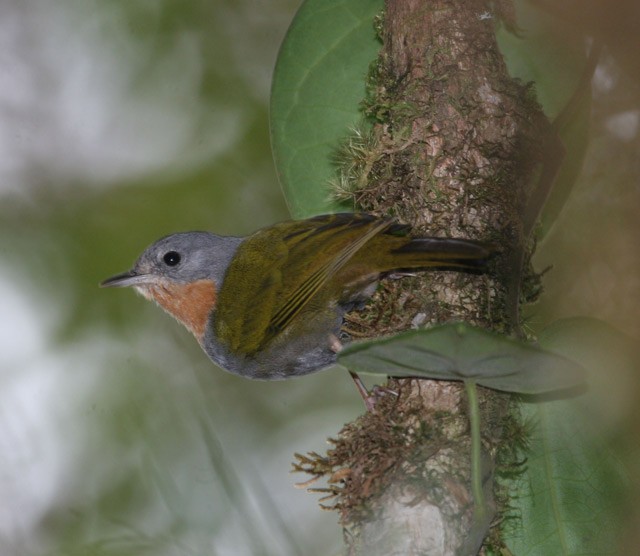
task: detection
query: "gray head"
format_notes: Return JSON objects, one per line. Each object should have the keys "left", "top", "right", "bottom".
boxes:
{"left": 101, "top": 231, "right": 244, "bottom": 340}
{"left": 101, "top": 232, "right": 243, "bottom": 289}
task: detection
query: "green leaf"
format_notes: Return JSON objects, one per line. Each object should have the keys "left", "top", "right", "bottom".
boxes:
{"left": 501, "top": 318, "right": 634, "bottom": 553}
{"left": 270, "top": 0, "right": 383, "bottom": 218}
{"left": 338, "top": 323, "right": 585, "bottom": 394}
{"left": 502, "top": 399, "right": 627, "bottom": 555}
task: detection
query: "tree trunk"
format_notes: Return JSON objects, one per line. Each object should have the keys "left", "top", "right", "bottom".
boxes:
{"left": 298, "top": 1, "right": 551, "bottom": 554}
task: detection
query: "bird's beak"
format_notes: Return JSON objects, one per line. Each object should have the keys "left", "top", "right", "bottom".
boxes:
{"left": 100, "top": 271, "right": 154, "bottom": 288}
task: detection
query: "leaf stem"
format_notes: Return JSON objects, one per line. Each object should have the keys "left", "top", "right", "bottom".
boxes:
{"left": 465, "top": 379, "right": 486, "bottom": 519}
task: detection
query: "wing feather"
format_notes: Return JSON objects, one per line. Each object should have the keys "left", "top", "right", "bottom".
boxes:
{"left": 214, "top": 214, "right": 390, "bottom": 354}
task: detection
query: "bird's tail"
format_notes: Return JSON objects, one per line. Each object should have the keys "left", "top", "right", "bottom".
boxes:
{"left": 390, "top": 237, "right": 493, "bottom": 271}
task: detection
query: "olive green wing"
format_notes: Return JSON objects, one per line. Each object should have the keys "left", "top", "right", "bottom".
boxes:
{"left": 214, "top": 214, "right": 390, "bottom": 355}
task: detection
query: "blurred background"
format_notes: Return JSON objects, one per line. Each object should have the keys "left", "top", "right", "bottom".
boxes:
{"left": 0, "top": 1, "right": 358, "bottom": 555}
{"left": 0, "top": 0, "right": 638, "bottom": 555}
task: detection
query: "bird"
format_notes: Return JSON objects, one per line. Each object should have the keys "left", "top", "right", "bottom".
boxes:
{"left": 101, "top": 212, "right": 491, "bottom": 381}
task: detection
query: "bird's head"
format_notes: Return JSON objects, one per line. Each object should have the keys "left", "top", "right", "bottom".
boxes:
{"left": 101, "top": 232, "right": 241, "bottom": 341}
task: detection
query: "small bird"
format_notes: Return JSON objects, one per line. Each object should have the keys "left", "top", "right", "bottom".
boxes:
{"left": 101, "top": 213, "right": 490, "bottom": 380}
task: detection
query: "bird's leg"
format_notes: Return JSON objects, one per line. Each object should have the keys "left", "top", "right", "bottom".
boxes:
{"left": 349, "top": 371, "right": 378, "bottom": 412}
{"left": 329, "top": 333, "right": 377, "bottom": 412}
{"left": 350, "top": 372, "right": 400, "bottom": 412}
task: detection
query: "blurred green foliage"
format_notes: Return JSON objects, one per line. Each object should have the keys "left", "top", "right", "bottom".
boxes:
{"left": 0, "top": 1, "right": 356, "bottom": 554}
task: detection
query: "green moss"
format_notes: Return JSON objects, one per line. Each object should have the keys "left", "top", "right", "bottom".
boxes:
{"left": 372, "top": 8, "right": 386, "bottom": 42}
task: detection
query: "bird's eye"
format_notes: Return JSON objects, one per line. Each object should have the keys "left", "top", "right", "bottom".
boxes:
{"left": 163, "top": 251, "right": 181, "bottom": 266}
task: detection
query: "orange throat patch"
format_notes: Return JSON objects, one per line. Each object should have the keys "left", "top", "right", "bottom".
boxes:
{"left": 137, "top": 279, "right": 217, "bottom": 341}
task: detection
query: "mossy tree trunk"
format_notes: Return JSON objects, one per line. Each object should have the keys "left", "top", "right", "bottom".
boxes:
{"left": 298, "top": 1, "right": 551, "bottom": 554}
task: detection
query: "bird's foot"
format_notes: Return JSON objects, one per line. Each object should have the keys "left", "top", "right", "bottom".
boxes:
{"left": 349, "top": 371, "right": 398, "bottom": 412}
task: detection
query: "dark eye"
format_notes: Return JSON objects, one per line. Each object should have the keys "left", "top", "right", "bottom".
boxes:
{"left": 163, "top": 251, "right": 181, "bottom": 266}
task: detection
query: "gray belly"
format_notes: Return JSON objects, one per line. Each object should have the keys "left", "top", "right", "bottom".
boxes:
{"left": 201, "top": 310, "right": 342, "bottom": 380}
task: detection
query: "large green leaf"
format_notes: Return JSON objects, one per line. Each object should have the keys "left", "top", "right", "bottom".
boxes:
{"left": 270, "top": 0, "right": 383, "bottom": 218}
{"left": 501, "top": 399, "right": 626, "bottom": 555}
{"left": 499, "top": 317, "right": 634, "bottom": 554}
{"left": 338, "top": 323, "right": 585, "bottom": 395}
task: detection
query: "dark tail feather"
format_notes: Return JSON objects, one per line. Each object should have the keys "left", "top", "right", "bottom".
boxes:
{"left": 391, "top": 237, "right": 494, "bottom": 270}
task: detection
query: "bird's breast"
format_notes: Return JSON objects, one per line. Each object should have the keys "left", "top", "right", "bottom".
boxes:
{"left": 138, "top": 279, "right": 217, "bottom": 340}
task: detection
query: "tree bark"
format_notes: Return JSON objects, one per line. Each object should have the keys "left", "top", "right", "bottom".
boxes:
{"left": 297, "top": 1, "right": 551, "bottom": 554}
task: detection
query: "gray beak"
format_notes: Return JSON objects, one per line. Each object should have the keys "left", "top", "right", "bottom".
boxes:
{"left": 100, "top": 271, "right": 153, "bottom": 288}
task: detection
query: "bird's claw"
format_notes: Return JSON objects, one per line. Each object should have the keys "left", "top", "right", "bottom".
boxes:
{"left": 349, "top": 371, "right": 399, "bottom": 412}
